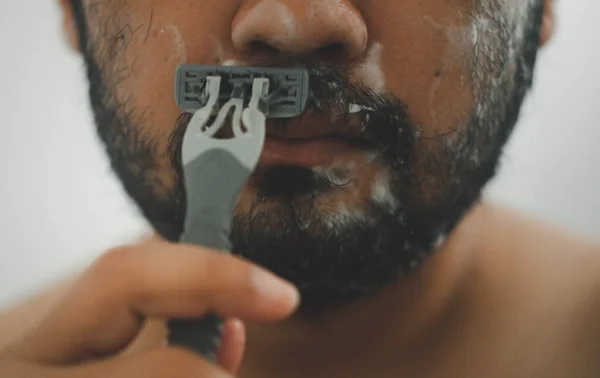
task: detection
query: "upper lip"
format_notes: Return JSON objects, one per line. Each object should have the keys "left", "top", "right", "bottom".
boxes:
{"left": 211, "top": 98, "right": 369, "bottom": 142}
{"left": 257, "top": 103, "right": 372, "bottom": 168}
{"left": 210, "top": 59, "right": 370, "bottom": 141}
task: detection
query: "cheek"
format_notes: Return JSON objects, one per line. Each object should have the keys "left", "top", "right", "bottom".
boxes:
{"left": 360, "top": 1, "right": 477, "bottom": 136}
{"left": 86, "top": 2, "right": 236, "bottom": 146}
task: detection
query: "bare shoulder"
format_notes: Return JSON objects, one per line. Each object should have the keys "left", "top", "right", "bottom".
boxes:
{"left": 473, "top": 202, "right": 600, "bottom": 368}
{"left": 472, "top": 202, "right": 600, "bottom": 270}
{"left": 473, "top": 202, "right": 599, "bottom": 251}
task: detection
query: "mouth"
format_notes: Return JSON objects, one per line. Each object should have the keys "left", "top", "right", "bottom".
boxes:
{"left": 191, "top": 63, "right": 383, "bottom": 168}
{"left": 259, "top": 102, "right": 375, "bottom": 167}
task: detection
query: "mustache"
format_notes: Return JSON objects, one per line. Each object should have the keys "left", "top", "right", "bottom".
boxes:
{"left": 168, "top": 65, "right": 418, "bottom": 174}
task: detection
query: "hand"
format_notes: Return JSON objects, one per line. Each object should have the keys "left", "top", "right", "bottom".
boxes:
{"left": 0, "top": 237, "right": 300, "bottom": 377}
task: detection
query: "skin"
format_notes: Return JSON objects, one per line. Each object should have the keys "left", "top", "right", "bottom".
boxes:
{"left": 2, "top": 0, "right": 600, "bottom": 377}
{"left": 63, "top": 0, "right": 551, "bottom": 304}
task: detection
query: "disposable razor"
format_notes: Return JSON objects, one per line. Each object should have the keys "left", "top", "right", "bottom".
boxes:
{"left": 167, "top": 65, "right": 311, "bottom": 360}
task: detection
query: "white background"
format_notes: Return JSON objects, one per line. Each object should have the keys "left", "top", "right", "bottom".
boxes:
{"left": 0, "top": 1, "right": 598, "bottom": 307}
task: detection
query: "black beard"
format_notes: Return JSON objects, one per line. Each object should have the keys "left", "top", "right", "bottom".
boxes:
{"left": 70, "top": 1, "right": 545, "bottom": 310}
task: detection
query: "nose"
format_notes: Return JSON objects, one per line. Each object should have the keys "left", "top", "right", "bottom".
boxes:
{"left": 231, "top": 0, "right": 368, "bottom": 59}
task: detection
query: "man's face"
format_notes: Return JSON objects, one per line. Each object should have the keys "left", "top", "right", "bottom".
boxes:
{"left": 66, "top": 0, "right": 545, "bottom": 308}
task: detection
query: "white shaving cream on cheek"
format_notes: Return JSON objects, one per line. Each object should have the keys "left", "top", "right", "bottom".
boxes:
{"left": 352, "top": 42, "right": 386, "bottom": 93}
{"left": 421, "top": 14, "right": 475, "bottom": 66}
{"left": 470, "top": 0, "right": 533, "bottom": 74}
{"left": 327, "top": 206, "right": 369, "bottom": 230}
{"left": 371, "top": 171, "right": 398, "bottom": 209}
{"left": 356, "top": 42, "right": 387, "bottom": 92}
{"left": 469, "top": 0, "right": 535, "bottom": 119}
{"left": 162, "top": 25, "right": 188, "bottom": 63}
{"left": 419, "top": 14, "right": 475, "bottom": 119}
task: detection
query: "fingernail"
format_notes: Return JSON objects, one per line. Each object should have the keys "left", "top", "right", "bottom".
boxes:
{"left": 251, "top": 269, "right": 301, "bottom": 308}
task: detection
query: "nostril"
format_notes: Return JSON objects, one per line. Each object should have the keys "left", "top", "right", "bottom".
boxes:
{"left": 316, "top": 43, "right": 347, "bottom": 60}
{"left": 248, "top": 38, "right": 280, "bottom": 55}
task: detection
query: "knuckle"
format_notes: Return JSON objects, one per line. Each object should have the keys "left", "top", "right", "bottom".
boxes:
{"left": 93, "top": 246, "right": 137, "bottom": 276}
{"left": 86, "top": 246, "right": 138, "bottom": 289}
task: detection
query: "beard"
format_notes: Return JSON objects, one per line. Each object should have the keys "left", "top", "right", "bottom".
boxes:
{"left": 70, "top": 0, "right": 545, "bottom": 310}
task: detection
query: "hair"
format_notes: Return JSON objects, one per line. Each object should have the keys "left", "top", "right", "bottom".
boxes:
{"left": 66, "top": 0, "right": 546, "bottom": 308}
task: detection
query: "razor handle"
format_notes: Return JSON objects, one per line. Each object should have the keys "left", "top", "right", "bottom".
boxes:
{"left": 167, "top": 149, "right": 251, "bottom": 361}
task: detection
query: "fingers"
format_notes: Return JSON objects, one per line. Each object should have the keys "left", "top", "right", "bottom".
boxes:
{"left": 116, "top": 239, "right": 300, "bottom": 319}
{"left": 10, "top": 238, "right": 299, "bottom": 364}
{"left": 0, "top": 347, "right": 233, "bottom": 378}
{"left": 216, "top": 318, "right": 246, "bottom": 374}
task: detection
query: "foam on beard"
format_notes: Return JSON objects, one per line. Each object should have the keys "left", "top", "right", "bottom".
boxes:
{"left": 310, "top": 151, "right": 399, "bottom": 232}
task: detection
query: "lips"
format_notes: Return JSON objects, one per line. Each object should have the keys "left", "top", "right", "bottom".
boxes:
{"left": 199, "top": 74, "right": 374, "bottom": 168}
{"left": 259, "top": 103, "right": 370, "bottom": 167}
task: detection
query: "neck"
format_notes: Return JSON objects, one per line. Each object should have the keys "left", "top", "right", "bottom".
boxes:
{"left": 241, "top": 203, "right": 485, "bottom": 375}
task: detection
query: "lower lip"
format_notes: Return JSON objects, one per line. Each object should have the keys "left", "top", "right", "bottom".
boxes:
{"left": 259, "top": 137, "right": 365, "bottom": 167}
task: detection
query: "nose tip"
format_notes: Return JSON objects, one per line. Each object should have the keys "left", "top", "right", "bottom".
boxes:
{"left": 231, "top": 1, "right": 368, "bottom": 59}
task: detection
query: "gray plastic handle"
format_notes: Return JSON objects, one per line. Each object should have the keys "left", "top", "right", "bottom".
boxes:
{"left": 167, "top": 149, "right": 251, "bottom": 360}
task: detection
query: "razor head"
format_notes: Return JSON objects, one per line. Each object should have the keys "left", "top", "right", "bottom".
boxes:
{"left": 175, "top": 65, "right": 311, "bottom": 119}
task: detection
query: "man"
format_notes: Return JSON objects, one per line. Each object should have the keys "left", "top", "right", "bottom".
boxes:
{"left": 1, "top": 0, "right": 599, "bottom": 377}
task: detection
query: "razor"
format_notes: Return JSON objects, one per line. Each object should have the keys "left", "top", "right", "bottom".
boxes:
{"left": 167, "top": 65, "right": 312, "bottom": 360}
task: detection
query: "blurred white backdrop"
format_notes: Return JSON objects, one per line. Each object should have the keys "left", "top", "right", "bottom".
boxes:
{"left": 0, "top": 1, "right": 598, "bottom": 307}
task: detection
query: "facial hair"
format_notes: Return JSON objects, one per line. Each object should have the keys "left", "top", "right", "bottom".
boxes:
{"left": 70, "top": 0, "right": 545, "bottom": 310}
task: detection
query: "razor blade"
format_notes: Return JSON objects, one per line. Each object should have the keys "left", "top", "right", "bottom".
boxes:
{"left": 168, "top": 69, "right": 272, "bottom": 361}
{"left": 175, "top": 65, "right": 311, "bottom": 118}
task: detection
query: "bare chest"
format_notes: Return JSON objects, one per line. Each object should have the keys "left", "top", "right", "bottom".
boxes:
{"left": 239, "top": 281, "right": 599, "bottom": 378}
{"left": 239, "top": 322, "right": 597, "bottom": 378}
